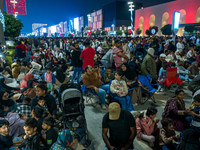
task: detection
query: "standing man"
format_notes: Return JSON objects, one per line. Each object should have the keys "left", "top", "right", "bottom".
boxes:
{"left": 101, "top": 49, "right": 113, "bottom": 68}
{"left": 113, "top": 40, "right": 129, "bottom": 70}
{"left": 102, "top": 39, "right": 111, "bottom": 54}
{"left": 71, "top": 42, "right": 82, "bottom": 86}
{"left": 128, "top": 40, "right": 135, "bottom": 53}
{"left": 102, "top": 102, "right": 137, "bottom": 150}
{"left": 80, "top": 40, "right": 95, "bottom": 71}
{"left": 176, "top": 38, "right": 184, "bottom": 53}
{"left": 141, "top": 48, "right": 157, "bottom": 79}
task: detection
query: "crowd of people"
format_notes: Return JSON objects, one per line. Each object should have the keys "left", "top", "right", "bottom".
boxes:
{"left": 0, "top": 35, "right": 199, "bottom": 150}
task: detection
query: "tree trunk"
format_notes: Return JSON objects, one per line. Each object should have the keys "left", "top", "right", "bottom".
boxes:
{"left": 0, "top": 0, "right": 5, "bottom": 44}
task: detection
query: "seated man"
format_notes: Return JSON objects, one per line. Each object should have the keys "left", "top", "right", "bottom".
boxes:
{"left": 82, "top": 65, "right": 109, "bottom": 109}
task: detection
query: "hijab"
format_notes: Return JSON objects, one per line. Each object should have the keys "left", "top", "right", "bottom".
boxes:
{"left": 27, "top": 79, "right": 33, "bottom": 88}
{"left": 187, "top": 61, "right": 199, "bottom": 75}
{"left": 0, "top": 90, "right": 15, "bottom": 107}
{"left": 177, "top": 128, "right": 200, "bottom": 150}
{"left": 0, "top": 77, "right": 12, "bottom": 92}
{"left": 51, "top": 129, "right": 74, "bottom": 150}
{"left": 121, "top": 62, "right": 136, "bottom": 80}
{"left": 55, "top": 69, "right": 66, "bottom": 83}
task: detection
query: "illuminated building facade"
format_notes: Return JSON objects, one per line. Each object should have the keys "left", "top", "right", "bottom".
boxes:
{"left": 135, "top": 0, "right": 200, "bottom": 36}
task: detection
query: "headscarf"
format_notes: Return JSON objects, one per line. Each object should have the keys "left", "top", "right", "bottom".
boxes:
{"left": 55, "top": 69, "right": 66, "bottom": 83}
{"left": 0, "top": 90, "right": 15, "bottom": 107}
{"left": 20, "top": 74, "right": 34, "bottom": 89}
{"left": 27, "top": 79, "right": 33, "bottom": 88}
{"left": 51, "top": 129, "right": 74, "bottom": 150}
{"left": 0, "top": 77, "right": 20, "bottom": 93}
{"left": 187, "top": 61, "right": 199, "bottom": 75}
{"left": 177, "top": 128, "right": 200, "bottom": 150}
{"left": 23, "top": 74, "right": 34, "bottom": 82}
{"left": 121, "top": 62, "right": 136, "bottom": 80}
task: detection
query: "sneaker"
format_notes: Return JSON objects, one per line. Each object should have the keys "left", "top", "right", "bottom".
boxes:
{"left": 102, "top": 104, "right": 106, "bottom": 110}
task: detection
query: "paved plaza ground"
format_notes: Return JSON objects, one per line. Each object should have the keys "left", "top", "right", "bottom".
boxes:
{"left": 84, "top": 83, "right": 193, "bottom": 150}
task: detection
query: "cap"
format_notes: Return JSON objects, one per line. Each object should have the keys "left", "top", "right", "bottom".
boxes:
{"left": 109, "top": 102, "right": 121, "bottom": 120}
{"left": 160, "top": 53, "right": 166, "bottom": 58}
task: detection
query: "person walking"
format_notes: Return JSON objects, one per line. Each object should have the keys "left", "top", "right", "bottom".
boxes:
{"left": 71, "top": 43, "right": 82, "bottom": 86}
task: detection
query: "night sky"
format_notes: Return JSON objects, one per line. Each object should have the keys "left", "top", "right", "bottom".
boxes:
{"left": 3, "top": 0, "right": 175, "bottom": 34}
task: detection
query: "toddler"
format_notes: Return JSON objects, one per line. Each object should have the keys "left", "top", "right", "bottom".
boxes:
{"left": 42, "top": 67, "right": 55, "bottom": 91}
{"left": 41, "top": 116, "right": 58, "bottom": 150}
{"left": 110, "top": 70, "right": 134, "bottom": 112}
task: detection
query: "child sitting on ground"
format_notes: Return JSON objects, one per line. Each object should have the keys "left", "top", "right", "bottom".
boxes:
{"left": 16, "top": 97, "right": 32, "bottom": 120}
{"left": 110, "top": 70, "right": 134, "bottom": 112}
{"left": 31, "top": 106, "right": 45, "bottom": 135}
{"left": 37, "top": 96, "right": 50, "bottom": 117}
{"left": 41, "top": 116, "right": 58, "bottom": 150}
{"left": 159, "top": 118, "right": 180, "bottom": 150}
{"left": 16, "top": 118, "right": 40, "bottom": 150}
{"left": 158, "top": 61, "right": 168, "bottom": 92}
{"left": 189, "top": 94, "right": 200, "bottom": 135}
{"left": 42, "top": 67, "right": 55, "bottom": 92}
{"left": 136, "top": 107, "right": 160, "bottom": 147}
{"left": 103, "top": 66, "right": 114, "bottom": 84}
{"left": 0, "top": 120, "right": 23, "bottom": 150}
{"left": 53, "top": 90, "right": 58, "bottom": 105}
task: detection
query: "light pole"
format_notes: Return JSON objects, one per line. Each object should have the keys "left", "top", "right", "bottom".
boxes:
{"left": 128, "top": 1, "right": 135, "bottom": 36}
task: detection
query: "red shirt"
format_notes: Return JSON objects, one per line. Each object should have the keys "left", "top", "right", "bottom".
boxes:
{"left": 80, "top": 47, "right": 95, "bottom": 70}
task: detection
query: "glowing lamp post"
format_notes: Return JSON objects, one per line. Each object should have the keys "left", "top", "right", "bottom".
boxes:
{"left": 128, "top": 1, "right": 134, "bottom": 36}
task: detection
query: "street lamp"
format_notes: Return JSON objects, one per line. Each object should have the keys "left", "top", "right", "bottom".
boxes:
{"left": 87, "top": 14, "right": 91, "bottom": 28}
{"left": 128, "top": 1, "right": 135, "bottom": 36}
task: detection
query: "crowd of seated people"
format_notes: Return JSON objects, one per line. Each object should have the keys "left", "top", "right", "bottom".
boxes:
{"left": 0, "top": 35, "right": 199, "bottom": 150}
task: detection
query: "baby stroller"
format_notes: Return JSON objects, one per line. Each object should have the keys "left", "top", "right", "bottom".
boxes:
{"left": 58, "top": 83, "right": 92, "bottom": 149}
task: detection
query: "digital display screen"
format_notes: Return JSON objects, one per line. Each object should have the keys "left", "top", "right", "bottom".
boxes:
{"left": 173, "top": 12, "right": 180, "bottom": 29}
{"left": 74, "top": 17, "right": 79, "bottom": 31}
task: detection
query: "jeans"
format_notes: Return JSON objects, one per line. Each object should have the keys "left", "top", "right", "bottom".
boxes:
{"left": 97, "top": 84, "right": 110, "bottom": 104}
{"left": 178, "top": 70, "right": 192, "bottom": 82}
{"left": 26, "top": 51, "right": 31, "bottom": 57}
{"left": 103, "top": 147, "right": 133, "bottom": 150}
{"left": 9, "top": 137, "right": 22, "bottom": 150}
{"left": 101, "top": 60, "right": 110, "bottom": 68}
{"left": 71, "top": 67, "right": 82, "bottom": 85}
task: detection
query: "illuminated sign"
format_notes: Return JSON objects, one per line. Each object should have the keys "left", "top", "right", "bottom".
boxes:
{"left": 172, "top": 11, "right": 181, "bottom": 30}
{"left": 151, "top": 28, "right": 156, "bottom": 35}
{"left": 74, "top": 17, "right": 79, "bottom": 31}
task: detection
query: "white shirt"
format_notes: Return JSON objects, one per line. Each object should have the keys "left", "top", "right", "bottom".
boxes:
{"left": 196, "top": 38, "right": 200, "bottom": 45}
{"left": 33, "top": 52, "right": 40, "bottom": 57}
{"left": 58, "top": 53, "right": 63, "bottom": 58}
{"left": 176, "top": 42, "right": 184, "bottom": 52}
{"left": 60, "top": 41, "right": 63, "bottom": 49}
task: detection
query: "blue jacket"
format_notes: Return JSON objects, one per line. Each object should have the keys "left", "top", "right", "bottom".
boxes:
{"left": 42, "top": 73, "right": 55, "bottom": 84}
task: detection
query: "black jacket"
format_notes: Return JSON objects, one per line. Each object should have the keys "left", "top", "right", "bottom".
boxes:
{"left": 18, "top": 133, "right": 40, "bottom": 150}
{"left": 31, "top": 93, "right": 57, "bottom": 116}
{"left": 71, "top": 50, "right": 83, "bottom": 68}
